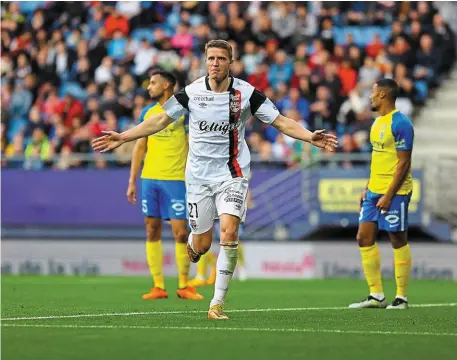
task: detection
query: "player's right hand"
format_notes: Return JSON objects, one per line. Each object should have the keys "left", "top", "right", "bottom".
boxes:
{"left": 92, "top": 131, "right": 124, "bottom": 152}
{"left": 359, "top": 188, "right": 367, "bottom": 209}
{"left": 127, "top": 182, "right": 136, "bottom": 205}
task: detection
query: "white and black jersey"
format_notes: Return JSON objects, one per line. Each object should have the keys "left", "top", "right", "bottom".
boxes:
{"left": 162, "top": 76, "right": 279, "bottom": 184}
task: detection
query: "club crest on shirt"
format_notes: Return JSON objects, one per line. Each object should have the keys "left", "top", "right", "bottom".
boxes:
{"left": 229, "top": 90, "right": 242, "bottom": 116}
{"left": 379, "top": 124, "right": 387, "bottom": 141}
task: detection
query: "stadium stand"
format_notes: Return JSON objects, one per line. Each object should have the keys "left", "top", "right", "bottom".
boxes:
{"left": 1, "top": 1, "right": 456, "bottom": 169}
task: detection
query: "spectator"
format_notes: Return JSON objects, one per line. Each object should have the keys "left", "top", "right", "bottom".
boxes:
{"left": 94, "top": 56, "right": 114, "bottom": 84}
{"left": 292, "top": 5, "right": 318, "bottom": 46}
{"left": 277, "top": 87, "right": 310, "bottom": 121}
{"left": 14, "top": 53, "right": 32, "bottom": 81}
{"left": 270, "top": 3, "right": 296, "bottom": 49}
{"left": 171, "top": 23, "right": 194, "bottom": 55}
{"left": 241, "top": 41, "right": 263, "bottom": 75}
{"left": 268, "top": 50, "right": 294, "bottom": 90}
{"left": 24, "top": 127, "right": 51, "bottom": 169}
{"left": 432, "top": 13, "right": 456, "bottom": 75}
{"left": 57, "top": 93, "right": 84, "bottom": 127}
{"left": 408, "top": 20, "right": 423, "bottom": 50}
{"left": 309, "top": 85, "right": 337, "bottom": 131}
{"left": 75, "top": 57, "right": 92, "bottom": 88}
{"left": 248, "top": 62, "right": 270, "bottom": 92}
{"left": 107, "top": 31, "right": 127, "bottom": 62}
{"left": 358, "top": 57, "right": 381, "bottom": 99}
{"left": 415, "top": 34, "right": 440, "bottom": 86}
{"left": 84, "top": 6, "right": 104, "bottom": 41}
{"left": 394, "top": 63, "right": 415, "bottom": 116}
{"left": 338, "top": 60, "right": 357, "bottom": 96}
{"left": 231, "top": 60, "right": 248, "bottom": 81}
{"left": 104, "top": 9, "right": 129, "bottom": 38}
{"left": 366, "top": 34, "right": 385, "bottom": 58}
{"left": 9, "top": 82, "right": 32, "bottom": 119}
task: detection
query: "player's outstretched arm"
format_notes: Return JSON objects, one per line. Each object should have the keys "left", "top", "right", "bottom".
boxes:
{"left": 271, "top": 115, "right": 338, "bottom": 152}
{"left": 92, "top": 112, "right": 173, "bottom": 152}
{"left": 126, "top": 138, "right": 147, "bottom": 205}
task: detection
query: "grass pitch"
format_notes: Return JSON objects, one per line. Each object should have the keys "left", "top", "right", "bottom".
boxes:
{"left": 2, "top": 276, "right": 457, "bottom": 360}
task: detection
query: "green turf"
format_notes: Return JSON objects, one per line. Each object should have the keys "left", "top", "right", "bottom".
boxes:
{"left": 2, "top": 276, "right": 457, "bottom": 360}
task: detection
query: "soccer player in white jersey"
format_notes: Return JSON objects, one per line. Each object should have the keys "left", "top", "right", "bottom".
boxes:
{"left": 93, "top": 40, "right": 338, "bottom": 320}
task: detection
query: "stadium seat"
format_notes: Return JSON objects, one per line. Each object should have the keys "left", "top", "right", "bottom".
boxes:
{"left": 19, "top": 1, "right": 45, "bottom": 15}
{"left": 118, "top": 117, "right": 132, "bottom": 131}
{"left": 7, "top": 118, "right": 28, "bottom": 143}
{"left": 333, "top": 26, "right": 391, "bottom": 46}
{"left": 414, "top": 81, "right": 429, "bottom": 103}
{"left": 59, "top": 82, "right": 87, "bottom": 101}
{"left": 131, "top": 28, "right": 155, "bottom": 43}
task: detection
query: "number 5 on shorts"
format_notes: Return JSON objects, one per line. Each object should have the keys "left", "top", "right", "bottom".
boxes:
{"left": 188, "top": 202, "right": 198, "bottom": 218}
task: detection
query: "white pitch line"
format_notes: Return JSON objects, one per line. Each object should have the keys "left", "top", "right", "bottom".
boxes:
{"left": 2, "top": 323, "right": 456, "bottom": 337}
{"left": 2, "top": 303, "right": 456, "bottom": 321}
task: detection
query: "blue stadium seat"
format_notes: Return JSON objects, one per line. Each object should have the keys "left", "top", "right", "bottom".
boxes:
{"left": 118, "top": 117, "right": 132, "bottom": 131}
{"left": 414, "top": 81, "right": 428, "bottom": 102}
{"left": 19, "top": 1, "right": 44, "bottom": 15}
{"left": 131, "top": 28, "right": 155, "bottom": 43}
{"left": 7, "top": 118, "right": 28, "bottom": 143}
{"left": 59, "top": 82, "right": 87, "bottom": 101}
{"left": 166, "top": 12, "right": 181, "bottom": 30}
{"left": 190, "top": 15, "right": 205, "bottom": 27}
{"left": 333, "top": 26, "right": 391, "bottom": 47}
{"left": 141, "top": 1, "right": 153, "bottom": 8}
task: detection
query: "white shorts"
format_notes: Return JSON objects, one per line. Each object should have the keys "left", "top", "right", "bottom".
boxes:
{"left": 186, "top": 177, "right": 249, "bottom": 235}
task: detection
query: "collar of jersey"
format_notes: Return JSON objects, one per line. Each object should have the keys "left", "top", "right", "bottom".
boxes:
{"left": 205, "top": 75, "right": 234, "bottom": 92}
{"left": 380, "top": 109, "right": 398, "bottom": 119}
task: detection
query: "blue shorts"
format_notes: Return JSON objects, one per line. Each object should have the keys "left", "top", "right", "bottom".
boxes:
{"left": 359, "top": 190, "right": 412, "bottom": 232}
{"left": 141, "top": 179, "right": 186, "bottom": 220}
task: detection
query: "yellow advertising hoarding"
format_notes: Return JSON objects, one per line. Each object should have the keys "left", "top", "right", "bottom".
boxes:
{"left": 318, "top": 179, "right": 421, "bottom": 212}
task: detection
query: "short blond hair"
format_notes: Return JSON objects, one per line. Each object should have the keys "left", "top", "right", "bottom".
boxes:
{"left": 205, "top": 40, "right": 233, "bottom": 61}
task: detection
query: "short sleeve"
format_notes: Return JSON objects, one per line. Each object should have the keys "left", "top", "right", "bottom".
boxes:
{"left": 137, "top": 105, "right": 151, "bottom": 124}
{"left": 249, "top": 89, "right": 280, "bottom": 124}
{"left": 162, "top": 88, "right": 189, "bottom": 120}
{"left": 392, "top": 113, "right": 414, "bottom": 151}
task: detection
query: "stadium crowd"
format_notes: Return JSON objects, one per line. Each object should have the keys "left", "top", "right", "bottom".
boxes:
{"left": 1, "top": 1, "right": 456, "bottom": 170}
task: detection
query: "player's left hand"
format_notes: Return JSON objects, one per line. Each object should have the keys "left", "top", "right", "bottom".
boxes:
{"left": 376, "top": 195, "right": 392, "bottom": 213}
{"left": 311, "top": 130, "right": 339, "bottom": 152}
{"left": 92, "top": 131, "right": 124, "bottom": 152}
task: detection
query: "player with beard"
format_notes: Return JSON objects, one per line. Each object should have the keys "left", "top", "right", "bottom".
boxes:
{"left": 93, "top": 40, "right": 338, "bottom": 319}
{"left": 127, "top": 69, "right": 203, "bottom": 301}
{"left": 349, "top": 79, "right": 414, "bottom": 310}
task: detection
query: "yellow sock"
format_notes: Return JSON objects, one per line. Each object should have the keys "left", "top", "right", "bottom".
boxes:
{"left": 238, "top": 242, "right": 245, "bottom": 266}
{"left": 146, "top": 240, "right": 164, "bottom": 289}
{"left": 196, "top": 252, "right": 210, "bottom": 279}
{"left": 393, "top": 244, "right": 412, "bottom": 298}
{"left": 175, "top": 242, "right": 190, "bottom": 289}
{"left": 360, "top": 243, "right": 383, "bottom": 294}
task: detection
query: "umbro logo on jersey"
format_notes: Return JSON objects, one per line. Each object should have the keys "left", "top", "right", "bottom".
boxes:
{"left": 198, "top": 102, "right": 207, "bottom": 108}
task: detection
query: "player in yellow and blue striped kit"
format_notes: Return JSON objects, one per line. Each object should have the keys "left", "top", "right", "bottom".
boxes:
{"left": 349, "top": 79, "right": 414, "bottom": 310}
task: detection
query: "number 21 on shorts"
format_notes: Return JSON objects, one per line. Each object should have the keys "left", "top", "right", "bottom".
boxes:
{"left": 188, "top": 202, "right": 198, "bottom": 218}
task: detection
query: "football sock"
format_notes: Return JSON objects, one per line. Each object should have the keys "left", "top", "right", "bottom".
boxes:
{"left": 175, "top": 242, "right": 190, "bottom": 289}
{"left": 393, "top": 244, "right": 412, "bottom": 299}
{"left": 360, "top": 243, "right": 384, "bottom": 299}
{"left": 237, "top": 241, "right": 245, "bottom": 266}
{"left": 196, "top": 252, "right": 211, "bottom": 280}
{"left": 210, "top": 245, "right": 238, "bottom": 307}
{"left": 146, "top": 240, "right": 164, "bottom": 289}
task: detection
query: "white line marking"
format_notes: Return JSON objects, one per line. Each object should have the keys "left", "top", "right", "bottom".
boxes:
{"left": 2, "top": 323, "right": 456, "bottom": 337}
{"left": 2, "top": 303, "right": 456, "bottom": 321}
